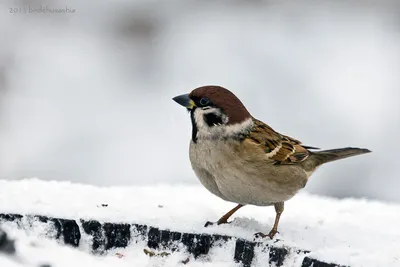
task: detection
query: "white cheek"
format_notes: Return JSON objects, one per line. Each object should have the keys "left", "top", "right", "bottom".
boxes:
{"left": 193, "top": 108, "right": 223, "bottom": 137}
{"left": 193, "top": 108, "right": 208, "bottom": 130}
{"left": 193, "top": 108, "right": 253, "bottom": 139}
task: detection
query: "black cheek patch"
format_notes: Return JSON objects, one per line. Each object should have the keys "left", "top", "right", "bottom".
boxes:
{"left": 204, "top": 113, "right": 224, "bottom": 127}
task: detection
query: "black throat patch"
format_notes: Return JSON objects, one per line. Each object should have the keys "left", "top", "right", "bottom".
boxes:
{"left": 190, "top": 109, "right": 198, "bottom": 143}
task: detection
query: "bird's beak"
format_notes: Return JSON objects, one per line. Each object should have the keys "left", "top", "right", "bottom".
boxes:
{"left": 172, "top": 94, "right": 196, "bottom": 110}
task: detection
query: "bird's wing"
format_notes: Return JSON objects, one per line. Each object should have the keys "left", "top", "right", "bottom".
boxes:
{"left": 244, "top": 118, "right": 312, "bottom": 164}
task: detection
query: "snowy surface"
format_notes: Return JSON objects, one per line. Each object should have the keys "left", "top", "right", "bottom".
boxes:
{"left": 1, "top": 179, "right": 400, "bottom": 267}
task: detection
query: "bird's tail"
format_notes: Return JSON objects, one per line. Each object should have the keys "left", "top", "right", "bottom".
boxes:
{"left": 310, "top": 147, "right": 371, "bottom": 168}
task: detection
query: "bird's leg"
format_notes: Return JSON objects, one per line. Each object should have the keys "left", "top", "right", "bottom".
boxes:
{"left": 217, "top": 204, "right": 244, "bottom": 225}
{"left": 204, "top": 204, "right": 244, "bottom": 227}
{"left": 254, "top": 202, "right": 284, "bottom": 239}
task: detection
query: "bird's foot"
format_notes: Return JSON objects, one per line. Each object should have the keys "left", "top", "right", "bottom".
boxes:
{"left": 204, "top": 217, "right": 230, "bottom": 227}
{"left": 254, "top": 229, "right": 278, "bottom": 240}
{"left": 204, "top": 221, "right": 214, "bottom": 227}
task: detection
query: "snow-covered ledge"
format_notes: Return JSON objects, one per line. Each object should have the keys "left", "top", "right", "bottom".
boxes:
{"left": 0, "top": 179, "right": 399, "bottom": 267}
{"left": 0, "top": 213, "right": 342, "bottom": 267}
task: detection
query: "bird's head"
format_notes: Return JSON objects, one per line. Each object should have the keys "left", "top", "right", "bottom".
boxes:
{"left": 173, "top": 85, "right": 253, "bottom": 142}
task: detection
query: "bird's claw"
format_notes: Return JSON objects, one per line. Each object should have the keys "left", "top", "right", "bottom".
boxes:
{"left": 253, "top": 229, "right": 278, "bottom": 240}
{"left": 204, "top": 218, "right": 229, "bottom": 227}
{"left": 204, "top": 221, "right": 214, "bottom": 227}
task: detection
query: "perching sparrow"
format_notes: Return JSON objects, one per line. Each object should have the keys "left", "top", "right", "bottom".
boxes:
{"left": 173, "top": 85, "right": 370, "bottom": 239}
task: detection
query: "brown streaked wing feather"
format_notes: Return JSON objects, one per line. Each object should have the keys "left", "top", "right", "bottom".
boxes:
{"left": 247, "top": 119, "right": 310, "bottom": 164}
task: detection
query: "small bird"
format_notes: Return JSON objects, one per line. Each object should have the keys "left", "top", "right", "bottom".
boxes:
{"left": 173, "top": 85, "right": 370, "bottom": 239}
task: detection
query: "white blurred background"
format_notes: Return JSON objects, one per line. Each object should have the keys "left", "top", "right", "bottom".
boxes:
{"left": 0, "top": 0, "right": 399, "bottom": 202}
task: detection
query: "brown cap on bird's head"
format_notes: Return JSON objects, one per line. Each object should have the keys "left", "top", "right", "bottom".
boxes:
{"left": 188, "top": 85, "right": 251, "bottom": 124}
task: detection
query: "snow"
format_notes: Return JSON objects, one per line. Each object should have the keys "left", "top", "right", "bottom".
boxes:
{"left": 1, "top": 178, "right": 400, "bottom": 267}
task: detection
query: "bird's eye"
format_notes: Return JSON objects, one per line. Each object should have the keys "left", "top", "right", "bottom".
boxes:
{"left": 199, "top": 97, "right": 210, "bottom": 106}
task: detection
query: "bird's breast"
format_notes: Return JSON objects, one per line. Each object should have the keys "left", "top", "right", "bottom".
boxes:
{"left": 189, "top": 139, "right": 308, "bottom": 205}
